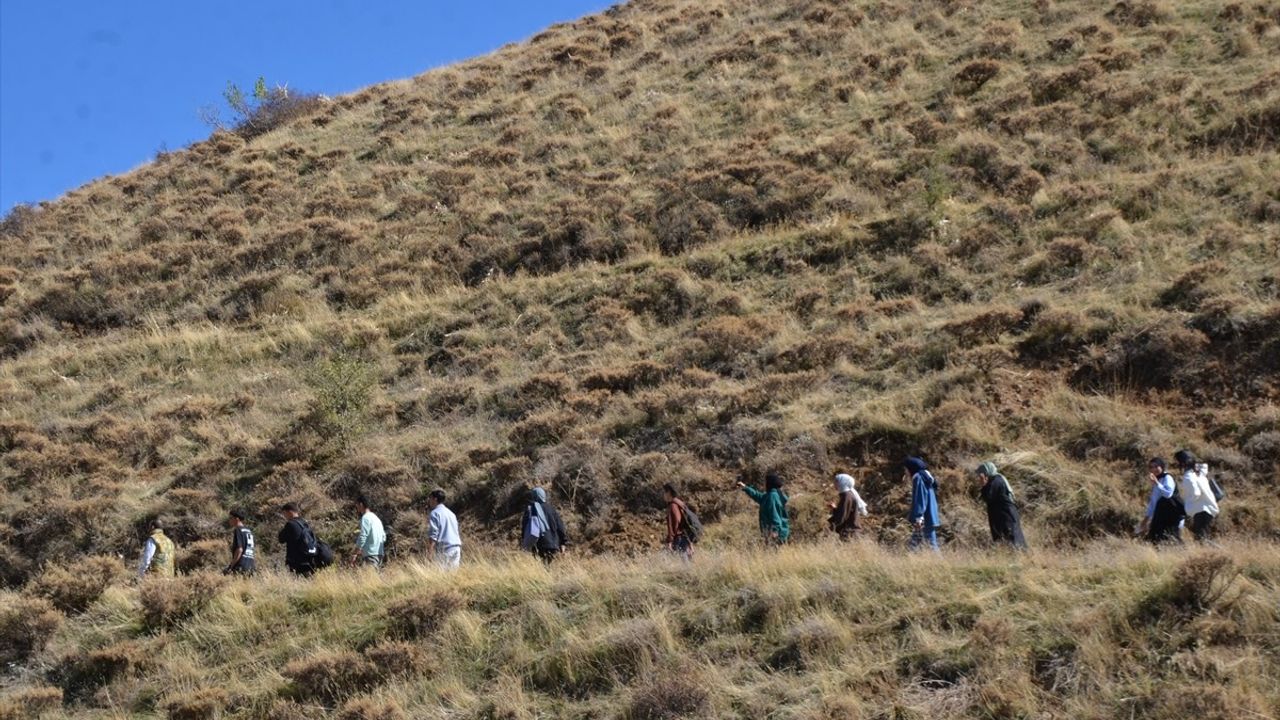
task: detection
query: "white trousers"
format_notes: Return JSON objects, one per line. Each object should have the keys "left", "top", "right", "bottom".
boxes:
{"left": 436, "top": 546, "right": 461, "bottom": 569}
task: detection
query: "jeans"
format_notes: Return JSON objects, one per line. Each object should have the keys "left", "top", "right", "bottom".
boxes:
{"left": 910, "top": 525, "right": 940, "bottom": 552}
{"left": 670, "top": 535, "right": 693, "bottom": 561}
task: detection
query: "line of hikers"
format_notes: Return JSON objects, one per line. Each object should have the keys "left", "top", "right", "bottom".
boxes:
{"left": 138, "top": 451, "right": 1226, "bottom": 578}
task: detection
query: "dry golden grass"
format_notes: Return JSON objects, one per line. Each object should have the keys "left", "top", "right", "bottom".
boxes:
{"left": 3, "top": 542, "right": 1279, "bottom": 718}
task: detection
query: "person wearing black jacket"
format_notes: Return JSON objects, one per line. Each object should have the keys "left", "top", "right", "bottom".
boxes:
{"left": 520, "top": 487, "right": 568, "bottom": 563}
{"left": 278, "top": 503, "right": 318, "bottom": 576}
{"left": 975, "top": 462, "right": 1028, "bottom": 549}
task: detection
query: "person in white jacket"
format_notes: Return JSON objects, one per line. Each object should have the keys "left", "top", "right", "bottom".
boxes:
{"left": 1175, "top": 450, "right": 1219, "bottom": 543}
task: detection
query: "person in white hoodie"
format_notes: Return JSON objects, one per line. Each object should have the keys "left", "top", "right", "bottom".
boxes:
{"left": 1175, "top": 450, "right": 1219, "bottom": 543}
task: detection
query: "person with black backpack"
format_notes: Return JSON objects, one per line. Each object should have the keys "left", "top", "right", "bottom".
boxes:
{"left": 520, "top": 487, "right": 569, "bottom": 564}
{"left": 1137, "top": 457, "right": 1184, "bottom": 545}
{"left": 278, "top": 503, "right": 333, "bottom": 576}
{"left": 663, "top": 483, "right": 702, "bottom": 560}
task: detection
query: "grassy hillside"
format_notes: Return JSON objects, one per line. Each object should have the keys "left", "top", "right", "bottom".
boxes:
{"left": 1, "top": 0, "right": 1279, "bottom": 704}
{"left": 3, "top": 543, "right": 1278, "bottom": 719}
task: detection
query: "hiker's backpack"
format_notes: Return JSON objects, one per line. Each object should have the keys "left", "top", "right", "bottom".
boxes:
{"left": 679, "top": 501, "right": 704, "bottom": 544}
{"left": 302, "top": 521, "right": 334, "bottom": 569}
{"left": 1208, "top": 476, "right": 1226, "bottom": 503}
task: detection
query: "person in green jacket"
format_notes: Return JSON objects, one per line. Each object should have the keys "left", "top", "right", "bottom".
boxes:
{"left": 737, "top": 472, "right": 790, "bottom": 545}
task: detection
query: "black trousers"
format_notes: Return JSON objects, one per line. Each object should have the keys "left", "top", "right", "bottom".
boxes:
{"left": 1190, "top": 512, "right": 1215, "bottom": 542}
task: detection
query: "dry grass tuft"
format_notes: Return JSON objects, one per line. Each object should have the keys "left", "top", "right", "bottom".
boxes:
{"left": 0, "top": 595, "right": 62, "bottom": 664}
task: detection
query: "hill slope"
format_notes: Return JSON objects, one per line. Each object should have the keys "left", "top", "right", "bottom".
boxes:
{"left": 1, "top": 0, "right": 1279, "bottom": 580}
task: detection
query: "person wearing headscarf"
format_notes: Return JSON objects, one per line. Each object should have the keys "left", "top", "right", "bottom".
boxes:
{"left": 905, "top": 457, "right": 940, "bottom": 552}
{"left": 520, "top": 486, "right": 568, "bottom": 563}
{"left": 737, "top": 471, "right": 790, "bottom": 545}
{"left": 1137, "top": 457, "right": 1183, "bottom": 545}
{"left": 828, "top": 473, "right": 869, "bottom": 540}
{"left": 975, "top": 462, "right": 1027, "bottom": 549}
{"left": 1174, "top": 450, "right": 1219, "bottom": 544}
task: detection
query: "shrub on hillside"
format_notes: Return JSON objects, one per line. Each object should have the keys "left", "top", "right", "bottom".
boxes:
{"left": 30, "top": 555, "right": 121, "bottom": 613}
{"left": 27, "top": 280, "right": 130, "bottom": 331}
{"left": 954, "top": 60, "right": 1001, "bottom": 94}
{"left": 627, "top": 674, "right": 710, "bottom": 719}
{"left": 1167, "top": 552, "right": 1240, "bottom": 614}
{"left": 1106, "top": 0, "right": 1172, "bottom": 26}
{"left": 0, "top": 203, "right": 41, "bottom": 238}
{"left": 649, "top": 188, "right": 727, "bottom": 255}
{"left": 208, "top": 77, "right": 327, "bottom": 140}
{"left": 687, "top": 160, "right": 832, "bottom": 230}
{"left": 1072, "top": 324, "right": 1209, "bottom": 392}
{"left": 0, "top": 595, "right": 62, "bottom": 664}
{"left": 537, "top": 618, "right": 668, "bottom": 697}
{"left": 302, "top": 355, "right": 377, "bottom": 450}
{"left": 362, "top": 641, "right": 430, "bottom": 680}
{"left": 681, "top": 315, "right": 778, "bottom": 377}
{"left": 768, "top": 616, "right": 848, "bottom": 670}
{"left": 161, "top": 686, "right": 228, "bottom": 720}
{"left": 281, "top": 650, "right": 377, "bottom": 705}
{"left": 1017, "top": 309, "right": 1113, "bottom": 363}
{"left": 897, "top": 645, "right": 978, "bottom": 688}
{"left": 139, "top": 571, "right": 224, "bottom": 629}
{"left": 0, "top": 686, "right": 62, "bottom": 720}
{"left": 176, "top": 539, "right": 226, "bottom": 574}
{"left": 335, "top": 697, "right": 406, "bottom": 720}
{"left": 384, "top": 590, "right": 465, "bottom": 640}
{"left": 941, "top": 306, "right": 1023, "bottom": 345}
{"left": 57, "top": 639, "right": 151, "bottom": 701}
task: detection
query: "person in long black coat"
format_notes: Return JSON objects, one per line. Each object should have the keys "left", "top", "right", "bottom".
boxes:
{"left": 976, "top": 462, "right": 1028, "bottom": 549}
{"left": 520, "top": 487, "right": 569, "bottom": 563}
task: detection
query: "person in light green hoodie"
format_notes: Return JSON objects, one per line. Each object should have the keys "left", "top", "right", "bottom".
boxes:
{"left": 737, "top": 471, "right": 790, "bottom": 545}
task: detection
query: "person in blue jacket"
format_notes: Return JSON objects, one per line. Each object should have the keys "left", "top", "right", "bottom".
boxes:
{"left": 737, "top": 471, "right": 790, "bottom": 545}
{"left": 905, "top": 457, "right": 940, "bottom": 551}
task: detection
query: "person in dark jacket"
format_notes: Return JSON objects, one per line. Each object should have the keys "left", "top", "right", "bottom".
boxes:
{"left": 828, "top": 473, "right": 868, "bottom": 540}
{"left": 975, "top": 462, "right": 1027, "bottom": 550}
{"left": 737, "top": 472, "right": 790, "bottom": 545}
{"left": 278, "top": 503, "right": 318, "bottom": 576}
{"left": 520, "top": 487, "right": 568, "bottom": 563}
{"left": 905, "top": 457, "right": 940, "bottom": 552}
{"left": 1139, "top": 457, "right": 1184, "bottom": 545}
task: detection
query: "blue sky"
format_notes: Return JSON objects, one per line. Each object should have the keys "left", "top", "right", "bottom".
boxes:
{"left": 0, "top": 0, "right": 612, "bottom": 212}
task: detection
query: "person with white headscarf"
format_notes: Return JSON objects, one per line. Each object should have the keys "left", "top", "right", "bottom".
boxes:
{"left": 520, "top": 487, "right": 568, "bottom": 563}
{"left": 975, "top": 461, "right": 1027, "bottom": 550}
{"left": 828, "top": 472, "right": 869, "bottom": 540}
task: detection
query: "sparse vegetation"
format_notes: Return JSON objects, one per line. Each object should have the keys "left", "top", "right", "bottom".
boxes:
{"left": 0, "top": 545, "right": 1276, "bottom": 718}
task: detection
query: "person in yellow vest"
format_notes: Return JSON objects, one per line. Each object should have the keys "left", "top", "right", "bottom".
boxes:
{"left": 138, "top": 520, "right": 177, "bottom": 579}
